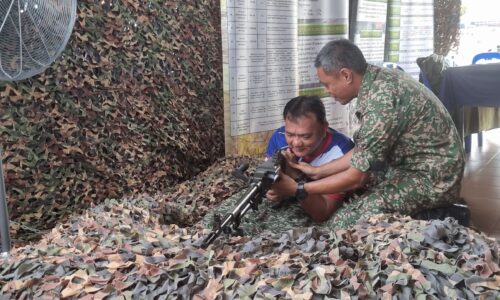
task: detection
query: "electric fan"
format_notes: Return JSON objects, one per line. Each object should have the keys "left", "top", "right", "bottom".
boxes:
{"left": 0, "top": 0, "right": 77, "bottom": 81}
{"left": 0, "top": 0, "right": 77, "bottom": 257}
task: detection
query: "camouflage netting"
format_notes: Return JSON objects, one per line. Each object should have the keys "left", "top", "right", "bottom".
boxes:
{"left": 154, "top": 156, "right": 260, "bottom": 227}
{"left": 0, "top": 158, "right": 498, "bottom": 299}
{"left": 1, "top": 1, "right": 499, "bottom": 298}
{"left": 0, "top": 0, "right": 223, "bottom": 241}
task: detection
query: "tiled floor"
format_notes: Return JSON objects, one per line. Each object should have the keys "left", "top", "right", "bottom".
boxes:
{"left": 460, "top": 128, "right": 500, "bottom": 240}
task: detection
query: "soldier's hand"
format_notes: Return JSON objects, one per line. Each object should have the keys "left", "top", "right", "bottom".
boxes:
{"left": 284, "top": 151, "right": 320, "bottom": 180}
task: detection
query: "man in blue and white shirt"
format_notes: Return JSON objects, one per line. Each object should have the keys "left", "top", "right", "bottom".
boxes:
{"left": 265, "top": 95, "right": 354, "bottom": 222}
{"left": 266, "top": 120, "right": 353, "bottom": 167}
{"left": 202, "top": 96, "right": 354, "bottom": 235}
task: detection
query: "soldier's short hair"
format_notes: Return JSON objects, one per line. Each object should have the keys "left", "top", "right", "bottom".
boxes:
{"left": 315, "top": 39, "right": 368, "bottom": 75}
{"left": 283, "top": 95, "right": 326, "bottom": 124}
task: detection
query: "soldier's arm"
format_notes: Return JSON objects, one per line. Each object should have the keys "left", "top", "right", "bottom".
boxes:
{"left": 287, "top": 149, "right": 353, "bottom": 180}
{"left": 270, "top": 166, "right": 368, "bottom": 199}
{"left": 303, "top": 166, "right": 368, "bottom": 195}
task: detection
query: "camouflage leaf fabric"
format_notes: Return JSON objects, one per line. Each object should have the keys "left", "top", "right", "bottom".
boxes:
{"left": 0, "top": 0, "right": 223, "bottom": 242}
{"left": 155, "top": 156, "right": 259, "bottom": 226}
{"left": 1, "top": 191, "right": 498, "bottom": 299}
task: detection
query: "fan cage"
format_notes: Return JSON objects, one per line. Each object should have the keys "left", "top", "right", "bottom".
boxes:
{"left": 0, "top": 0, "right": 77, "bottom": 81}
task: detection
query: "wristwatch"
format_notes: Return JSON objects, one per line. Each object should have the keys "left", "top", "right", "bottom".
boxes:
{"left": 295, "top": 180, "right": 308, "bottom": 202}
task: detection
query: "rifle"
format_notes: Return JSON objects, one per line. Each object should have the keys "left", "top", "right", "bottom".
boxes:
{"left": 201, "top": 150, "right": 285, "bottom": 248}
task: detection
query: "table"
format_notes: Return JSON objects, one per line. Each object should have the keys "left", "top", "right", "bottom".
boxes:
{"left": 439, "top": 63, "right": 500, "bottom": 146}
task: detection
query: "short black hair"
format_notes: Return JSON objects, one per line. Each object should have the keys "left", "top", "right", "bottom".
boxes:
{"left": 315, "top": 39, "right": 367, "bottom": 74}
{"left": 283, "top": 95, "right": 326, "bottom": 124}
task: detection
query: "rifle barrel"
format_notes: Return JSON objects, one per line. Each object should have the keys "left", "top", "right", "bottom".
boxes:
{"left": 202, "top": 183, "right": 261, "bottom": 248}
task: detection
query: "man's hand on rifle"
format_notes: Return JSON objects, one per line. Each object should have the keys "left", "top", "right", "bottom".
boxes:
{"left": 268, "top": 170, "right": 297, "bottom": 199}
{"left": 265, "top": 189, "right": 282, "bottom": 202}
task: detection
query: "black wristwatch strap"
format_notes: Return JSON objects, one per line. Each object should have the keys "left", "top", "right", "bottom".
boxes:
{"left": 295, "top": 174, "right": 310, "bottom": 183}
{"left": 295, "top": 180, "right": 308, "bottom": 201}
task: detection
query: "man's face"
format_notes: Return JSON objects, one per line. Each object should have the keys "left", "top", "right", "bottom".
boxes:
{"left": 284, "top": 113, "right": 326, "bottom": 158}
{"left": 316, "top": 67, "right": 355, "bottom": 105}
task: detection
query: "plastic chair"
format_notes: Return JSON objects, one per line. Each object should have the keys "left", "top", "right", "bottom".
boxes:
{"left": 472, "top": 52, "right": 500, "bottom": 64}
{"left": 382, "top": 62, "right": 405, "bottom": 72}
{"left": 464, "top": 52, "right": 500, "bottom": 153}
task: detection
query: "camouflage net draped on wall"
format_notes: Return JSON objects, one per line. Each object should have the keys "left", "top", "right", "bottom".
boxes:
{"left": 0, "top": 0, "right": 223, "bottom": 241}
{"left": 434, "top": 0, "right": 462, "bottom": 56}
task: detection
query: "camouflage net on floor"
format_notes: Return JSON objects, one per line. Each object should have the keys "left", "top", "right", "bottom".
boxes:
{"left": 0, "top": 158, "right": 498, "bottom": 299}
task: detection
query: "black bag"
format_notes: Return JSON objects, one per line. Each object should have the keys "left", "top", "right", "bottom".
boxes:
{"left": 412, "top": 203, "right": 470, "bottom": 227}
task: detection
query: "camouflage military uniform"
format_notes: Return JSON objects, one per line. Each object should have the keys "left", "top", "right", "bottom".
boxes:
{"left": 323, "top": 65, "right": 465, "bottom": 230}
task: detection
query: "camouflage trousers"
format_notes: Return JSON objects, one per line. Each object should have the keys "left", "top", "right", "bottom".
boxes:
{"left": 201, "top": 169, "right": 460, "bottom": 234}
{"left": 323, "top": 168, "right": 461, "bottom": 229}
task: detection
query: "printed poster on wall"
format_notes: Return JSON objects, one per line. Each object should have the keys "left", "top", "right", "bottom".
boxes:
{"left": 298, "top": 0, "right": 350, "bottom": 134}
{"left": 222, "top": 0, "right": 350, "bottom": 149}
{"left": 225, "top": 0, "right": 299, "bottom": 137}
{"left": 353, "top": 0, "right": 388, "bottom": 65}
{"left": 386, "top": 0, "right": 434, "bottom": 77}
